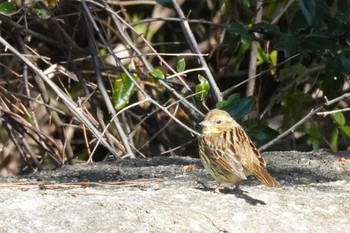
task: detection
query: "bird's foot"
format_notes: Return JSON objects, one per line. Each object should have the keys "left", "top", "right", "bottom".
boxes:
{"left": 197, "top": 181, "right": 223, "bottom": 193}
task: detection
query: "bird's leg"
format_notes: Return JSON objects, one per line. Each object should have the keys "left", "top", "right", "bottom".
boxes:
{"left": 197, "top": 181, "right": 209, "bottom": 189}
{"left": 197, "top": 181, "right": 224, "bottom": 193}
{"left": 214, "top": 182, "right": 223, "bottom": 193}
{"left": 233, "top": 182, "right": 241, "bottom": 190}
{"left": 232, "top": 182, "right": 247, "bottom": 195}
{"left": 197, "top": 181, "right": 217, "bottom": 192}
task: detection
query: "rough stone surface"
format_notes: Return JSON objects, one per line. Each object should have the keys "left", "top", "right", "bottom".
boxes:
{"left": 0, "top": 150, "right": 350, "bottom": 232}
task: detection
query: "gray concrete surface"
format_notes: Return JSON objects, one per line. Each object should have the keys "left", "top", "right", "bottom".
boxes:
{"left": 0, "top": 150, "right": 349, "bottom": 232}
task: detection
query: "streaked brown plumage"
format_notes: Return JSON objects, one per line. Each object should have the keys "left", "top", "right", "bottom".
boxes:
{"left": 198, "top": 109, "right": 281, "bottom": 191}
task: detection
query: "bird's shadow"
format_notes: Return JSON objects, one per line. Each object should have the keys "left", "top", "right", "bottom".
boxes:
{"left": 196, "top": 182, "right": 266, "bottom": 206}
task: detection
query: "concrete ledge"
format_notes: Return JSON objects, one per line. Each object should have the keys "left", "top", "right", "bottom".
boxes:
{"left": 0, "top": 150, "right": 349, "bottom": 232}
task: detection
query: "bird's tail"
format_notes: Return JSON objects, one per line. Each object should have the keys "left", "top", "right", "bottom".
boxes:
{"left": 251, "top": 164, "right": 281, "bottom": 188}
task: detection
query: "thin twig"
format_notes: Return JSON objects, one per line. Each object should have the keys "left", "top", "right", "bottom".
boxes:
{"left": 137, "top": 104, "right": 180, "bottom": 152}
{"left": 161, "top": 138, "right": 198, "bottom": 155}
{"left": 259, "top": 92, "right": 350, "bottom": 151}
{"left": 88, "top": 99, "right": 150, "bottom": 163}
{"left": 90, "top": 1, "right": 204, "bottom": 131}
{"left": 260, "top": 65, "right": 324, "bottom": 119}
{"left": 246, "top": 0, "right": 263, "bottom": 96}
{"left": 171, "top": 0, "right": 222, "bottom": 102}
{"left": 106, "top": 0, "right": 156, "bottom": 6}
{"left": 88, "top": 0, "right": 205, "bottom": 122}
{"left": 82, "top": 1, "right": 135, "bottom": 158}
{"left": 271, "top": 0, "right": 296, "bottom": 24}
{"left": 317, "top": 108, "right": 350, "bottom": 117}
{"left": 0, "top": 36, "right": 119, "bottom": 158}
{"left": 130, "top": 17, "right": 227, "bottom": 28}
{"left": 222, "top": 53, "right": 300, "bottom": 97}
{"left": 0, "top": 178, "right": 165, "bottom": 189}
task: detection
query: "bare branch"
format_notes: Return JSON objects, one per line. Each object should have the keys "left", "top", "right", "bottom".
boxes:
{"left": 0, "top": 36, "right": 119, "bottom": 158}
{"left": 246, "top": 0, "right": 263, "bottom": 96}
{"left": 260, "top": 92, "right": 350, "bottom": 151}
{"left": 171, "top": 0, "right": 222, "bottom": 102}
{"left": 317, "top": 108, "right": 350, "bottom": 117}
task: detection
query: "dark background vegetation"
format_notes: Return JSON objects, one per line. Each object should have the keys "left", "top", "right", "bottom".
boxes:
{"left": 0, "top": 0, "right": 350, "bottom": 175}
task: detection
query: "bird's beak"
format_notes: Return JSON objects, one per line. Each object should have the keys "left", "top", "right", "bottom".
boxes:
{"left": 199, "top": 120, "right": 212, "bottom": 127}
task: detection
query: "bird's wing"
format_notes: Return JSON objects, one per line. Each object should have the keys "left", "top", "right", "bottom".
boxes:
{"left": 228, "top": 126, "right": 266, "bottom": 168}
{"left": 230, "top": 127, "right": 281, "bottom": 188}
{"left": 201, "top": 131, "right": 247, "bottom": 180}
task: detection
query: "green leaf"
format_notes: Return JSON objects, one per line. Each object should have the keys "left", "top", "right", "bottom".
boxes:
{"left": 325, "top": 58, "right": 341, "bottom": 77}
{"left": 176, "top": 58, "right": 186, "bottom": 73}
{"left": 328, "top": 16, "right": 346, "bottom": 37}
{"left": 305, "top": 120, "right": 321, "bottom": 138}
{"left": 242, "top": 0, "right": 250, "bottom": 8}
{"left": 240, "top": 32, "right": 255, "bottom": 44}
{"left": 132, "top": 14, "right": 147, "bottom": 35}
{"left": 232, "top": 43, "right": 251, "bottom": 72}
{"left": 227, "top": 23, "right": 247, "bottom": 36}
{"left": 229, "top": 97, "right": 255, "bottom": 119}
{"left": 195, "top": 75, "right": 210, "bottom": 101}
{"left": 290, "top": 10, "right": 309, "bottom": 33}
{"left": 155, "top": 0, "right": 173, "bottom": 8}
{"left": 250, "top": 23, "right": 299, "bottom": 56}
{"left": 248, "top": 124, "right": 279, "bottom": 146}
{"left": 216, "top": 93, "right": 240, "bottom": 110}
{"left": 250, "top": 22, "right": 280, "bottom": 39}
{"left": 265, "top": 0, "right": 285, "bottom": 22}
{"left": 325, "top": 55, "right": 350, "bottom": 77}
{"left": 307, "top": 137, "right": 320, "bottom": 150}
{"left": 31, "top": 7, "right": 50, "bottom": 19}
{"left": 150, "top": 69, "right": 165, "bottom": 79}
{"left": 340, "top": 125, "right": 350, "bottom": 138}
{"left": 330, "top": 128, "right": 339, "bottom": 152}
{"left": 99, "top": 48, "right": 108, "bottom": 56}
{"left": 269, "top": 50, "right": 278, "bottom": 67}
{"left": 227, "top": 23, "right": 255, "bottom": 44}
{"left": 0, "top": 2, "right": 16, "bottom": 14}
{"left": 256, "top": 45, "right": 269, "bottom": 65}
{"left": 332, "top": 111, "right": 345, "bottom": 126}
{"left": 299, "top": 0, "right": 330, "bottom": 28}
{"left": 282, "top": 91, "right": 313, "bottom": 105}
{"left": 273, "top": 33, "right": 300, "bottom": 57}
{"left": 339, "top": 56, "right": 350, "bottom": 74}
{"left": 300, "top": 36, "right": 336, "bottom": 55}
{"left": 305, "top": 120, "right": 321, "bottom": 150}
{"left": 279, "top": 64, "right": 306, "bottom": 80}
{"left": 216, "top": 94, "right": 255, "bottom": 120}
{"left": 112, "top": 73, "right": 136, "bottom": 111}
{"left": 324, "top": 57, "right": 345, "bottom": 98}
{"left": 282, "top": 90, "right": 313, "bottom": 119}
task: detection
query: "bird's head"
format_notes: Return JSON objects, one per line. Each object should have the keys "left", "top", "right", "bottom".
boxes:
{"left": 199, "top": 109, "right": 239, "bottom": 134}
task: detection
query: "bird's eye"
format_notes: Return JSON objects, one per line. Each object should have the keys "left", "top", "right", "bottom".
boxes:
{"left": 216, "top": 120, "right": 222, "bottom": 124}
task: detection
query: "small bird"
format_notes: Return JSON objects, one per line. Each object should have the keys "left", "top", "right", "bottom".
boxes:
{"left": 198, "top": 109, "right": 281, "bottom": 192}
